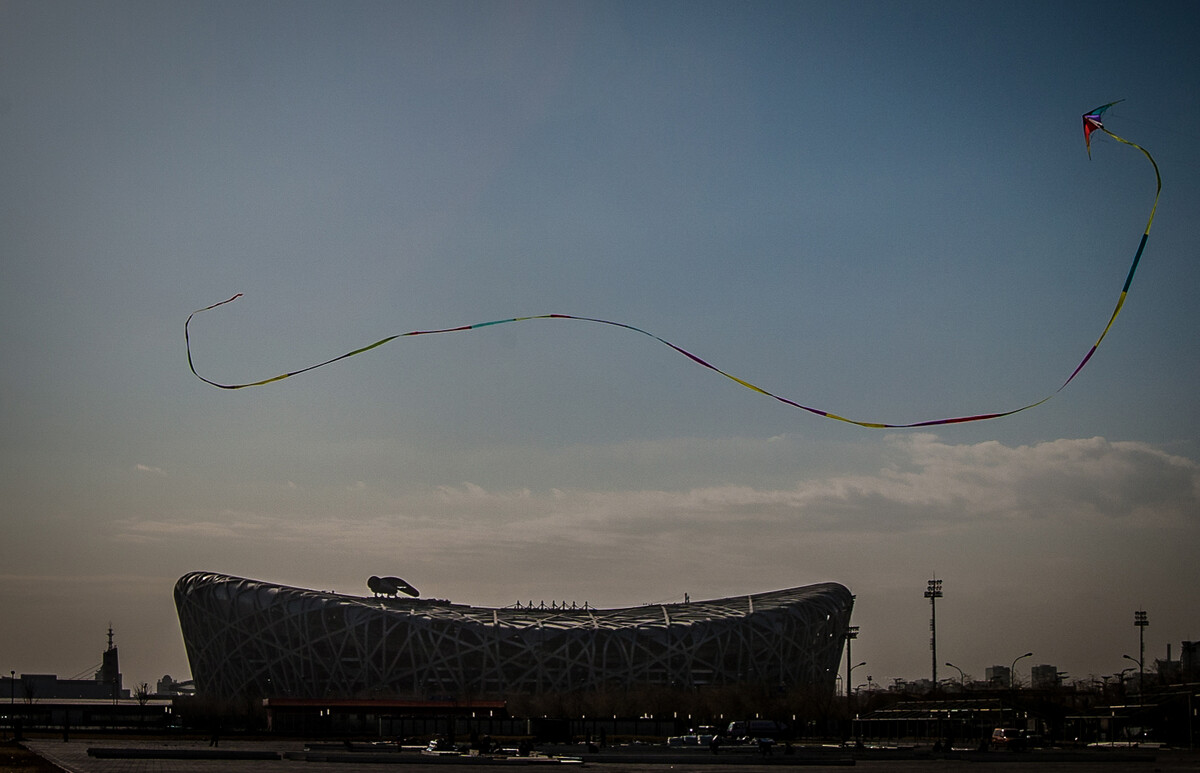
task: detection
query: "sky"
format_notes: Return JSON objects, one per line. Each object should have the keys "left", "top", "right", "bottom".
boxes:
{"left": 2, "top": 1, "right": 1199, "bottom": 695}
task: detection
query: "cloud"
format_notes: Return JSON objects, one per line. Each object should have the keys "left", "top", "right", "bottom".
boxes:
{"left": 879, "top": 434, "right": 1200, "bottom": 526}
{"left": 110, "top": 435, "right": 1200, "bottom": 563}
{"left": 134, "top": 463, "right": 166, "bottom": 476}
{"left": 112, "top": 518, "right": 246, "bottom": 544}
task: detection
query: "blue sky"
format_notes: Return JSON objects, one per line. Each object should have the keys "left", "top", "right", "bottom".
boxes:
{"left": 2, "top": 1, "right": 1199, "bottom": 692}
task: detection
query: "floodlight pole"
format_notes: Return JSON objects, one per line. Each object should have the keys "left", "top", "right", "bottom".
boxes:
{"left": 1135, "top": 610, "right": 1148, "bottom": 701}
{"left": 845, "top": 624, "right": 859, "bottom": 700}
{"left": 925, "top": 579, "right": 943, "bottom": 690}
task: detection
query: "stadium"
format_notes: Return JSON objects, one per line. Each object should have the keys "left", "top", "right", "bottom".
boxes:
{"left": 174, "top": 572, "right": 854, "bottom": 702}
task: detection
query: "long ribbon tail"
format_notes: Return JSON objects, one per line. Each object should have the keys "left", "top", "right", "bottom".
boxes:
{"left": 186, "top": 123, "right": 1159, "bottom": 429}
{"left": 1055, "top": 127, "right": 1161, "bottom": 393}
{"left": 184, "top": 293, "right": 1096, "bottom": 429}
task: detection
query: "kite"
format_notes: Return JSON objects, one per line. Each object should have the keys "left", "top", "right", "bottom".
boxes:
{"left": 1082, "top": 100, "right": 1120, "bottom": 159}
{"left": 187, "top": 104, "right": 1161, "bottom": 429}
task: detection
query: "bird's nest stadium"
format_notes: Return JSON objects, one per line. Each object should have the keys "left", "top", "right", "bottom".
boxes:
{"left": 174, "top": 572, "right": 854, "bottom": 702}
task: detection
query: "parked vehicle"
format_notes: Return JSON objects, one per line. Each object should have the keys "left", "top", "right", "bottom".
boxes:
{"left": 725, "top": 719, "right": 789, "bottom": 743}
{"left": 990, "top": 727, "right": 1027, "bottom": 751}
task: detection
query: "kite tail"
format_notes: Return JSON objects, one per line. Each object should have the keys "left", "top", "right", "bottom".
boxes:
{"left": 1056, "top": 127, "right": 1161, "bottom": 393}
{"left": 186, "top": 109, "right": 1160, "bottom": 429}
{"left": 1101, "top": 127, "right": 1162, "bottom": 239}
{"left": 184, "top": 292, "right": 1089, "bottom": 429}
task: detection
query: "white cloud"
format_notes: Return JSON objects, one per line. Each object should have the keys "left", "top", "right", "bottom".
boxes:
{"left": 113, "top": 518, "right": 245, "bottom": 543}
{"left": 110, "top": 434, "right": 1200, "bottom": 569}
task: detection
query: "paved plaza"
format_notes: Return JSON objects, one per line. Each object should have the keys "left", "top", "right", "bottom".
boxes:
{"left": 20, "top": 738, "right": 1200, "bottom": 773}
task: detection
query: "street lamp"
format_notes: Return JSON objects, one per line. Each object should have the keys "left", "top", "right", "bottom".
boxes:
{"left": 1011, "top": 652, "right": 1033, "bottom": 689}
{"left": 945, "top": 662, "right": 966, "bottom": 689}
{"left": 1124, "top": 654, "right": 1145, "bottom": 706}
{"left": 1117, "top": 665, "right": 1135, "bottom": 697}
{"left": 847, "top": 660, "right": 866, "bottom": 719}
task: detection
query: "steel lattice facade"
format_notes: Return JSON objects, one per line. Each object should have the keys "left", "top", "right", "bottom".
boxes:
{"left": 175, "top": 572, "right": 853, "bottom": 702}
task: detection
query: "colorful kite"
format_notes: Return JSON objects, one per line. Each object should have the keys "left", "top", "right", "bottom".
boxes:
{"left": 187, "top": 104, "right": 1161, "bottom": 428}
{"left": 1083, "top": 99, "right": 1121, "bottom": 159}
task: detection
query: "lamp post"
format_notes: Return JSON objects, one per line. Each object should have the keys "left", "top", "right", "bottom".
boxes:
{"left": 847, "top": 660, "right": 866, "bottom": 723}
{"left": 849, "top": 661, "right": 866, "bottom": 692}
{"left": 1124, "top": 654, "right": 1144, "bottom": 707}
{"left": 945, "top": 662, "right": 966, "bottom": 690}
{"left": 925, "top": 579, "right": 943, "bottom": 690}
{"left": 1117, "top": 666, "right": 1135, "bottom": 700}
{"left": 1011, "top": 652, "right": 1033, "bottom": 689}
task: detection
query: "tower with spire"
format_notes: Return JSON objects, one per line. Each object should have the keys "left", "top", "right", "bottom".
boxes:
{"left": 95, "top": 623, "right": 123, "bottom": 695}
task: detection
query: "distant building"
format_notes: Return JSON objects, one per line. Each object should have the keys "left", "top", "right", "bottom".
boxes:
{"left": 1182, "top": 641, "right": 1199, "bottom": 681}
{"left": 97, "top": 626, "right": 122, "bottom": 690}
{"left": 155, "top": 674, "right": 194, "bottom": 696}
{"left": 1031, "top": 664, "right": 1060, "bottom": 689}
{"left": 175, "top": 571, "right": 855, "bottom": 703}
{"left": 0, "top": 626, "right": 129, "bottom": 701}
{"left": 1153, "top": 641, "right": 1200, "bottom": 685}
{"left": 985, "top": 665, "right": 1011, "bottom": 687}
{"left": 905, "top": 678, "right": 934, "bottom": 693}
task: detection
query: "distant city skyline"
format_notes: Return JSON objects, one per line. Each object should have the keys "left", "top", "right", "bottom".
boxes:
{"left": 2, "top": 2, "right": 1198, "bottom": 694}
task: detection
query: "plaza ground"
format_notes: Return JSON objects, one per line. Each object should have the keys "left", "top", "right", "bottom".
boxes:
{"left": 13, "top": 738, "right": 1200, "bottom": 773}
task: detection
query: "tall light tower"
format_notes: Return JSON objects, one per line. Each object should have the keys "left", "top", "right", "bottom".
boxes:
{"left": 1135, "top": 610, "right": 1149, "bottom": 695}
{"left": 925, "top": 578, "right": 943, "bottom": 690}
{"left": 845, "top": 624, "right": 860, "bottom": 699}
